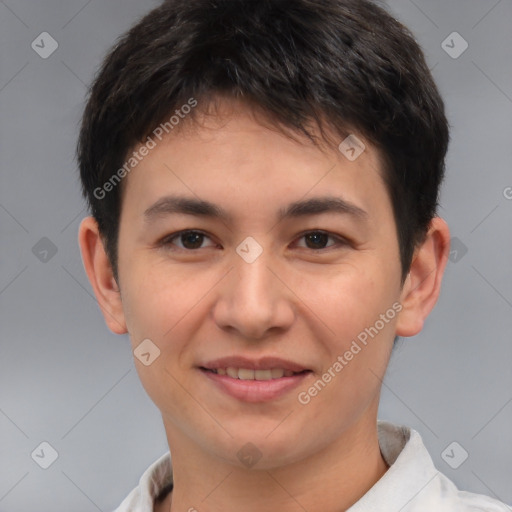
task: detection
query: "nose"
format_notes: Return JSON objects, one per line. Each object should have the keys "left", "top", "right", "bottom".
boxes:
{"left": 212, "top": 246, "right": 296, "bottom": 340}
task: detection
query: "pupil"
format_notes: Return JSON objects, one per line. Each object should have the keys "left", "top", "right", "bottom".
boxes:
{"left": 182, "top": 232, "right": 203, "bottom": 249}
{"left": 306, "top": 232, "right": 327, "bottom": 249}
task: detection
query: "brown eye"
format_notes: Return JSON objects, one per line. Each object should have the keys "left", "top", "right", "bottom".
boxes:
{"left": 160, "top": 230, "right": 215, "bottom": 251}
{"left": 304, "top": 232, "right": 329, "bottom": 249}
{"left": 296, "top": 231, "right": 347, "bottom": 251}
{"left": 179, "top": 231, "right": 205, "bottom": 249}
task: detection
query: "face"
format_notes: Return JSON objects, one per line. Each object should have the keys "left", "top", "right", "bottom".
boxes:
{"left": 113, "top": 98, "right": 405, "bottom": 468}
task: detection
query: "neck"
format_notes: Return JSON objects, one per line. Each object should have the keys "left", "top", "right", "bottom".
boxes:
{"left": 160, "top": 412, "right": 389, "bottom": 512}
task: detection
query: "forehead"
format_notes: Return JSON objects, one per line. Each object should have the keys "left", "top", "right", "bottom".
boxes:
{"left": 120, "top": 100, "right": 390, "bottom": 226}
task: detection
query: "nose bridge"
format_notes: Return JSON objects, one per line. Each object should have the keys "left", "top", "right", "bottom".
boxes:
{"left": 235, "top": 247, "right": 275, "bottom": 301}
{"left": 234, "top": 239, "right": 279, "bottom": 310}
{"left": 213, "top": 237, "right": 294, "bottom": 338}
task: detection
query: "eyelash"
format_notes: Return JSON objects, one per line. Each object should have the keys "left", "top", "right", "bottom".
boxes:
{"left": 158, "top": 229, "right": 349, "bottom": 252}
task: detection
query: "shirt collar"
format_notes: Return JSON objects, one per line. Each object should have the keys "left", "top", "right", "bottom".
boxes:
{"left": 130, "top": 420, "right": 439, "bottom": 510}
{"left": 347, "top": 420, "right": 440, "bottom": 511}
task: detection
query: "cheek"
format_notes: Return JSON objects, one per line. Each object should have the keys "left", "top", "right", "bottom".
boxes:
{"left": 305, "top": 266, "right": 392, "bottom": 339}
{"left": 296, "top": 280, "right": 397, "bottom": 431}
{"left": 120, "top": 265, "right": 200, "bottom": 414}
{"left": 120, "top": 260, "right": 207, "bottom": 342}
{"left": 302, "top": 261, "right": 399, "bottom": 400}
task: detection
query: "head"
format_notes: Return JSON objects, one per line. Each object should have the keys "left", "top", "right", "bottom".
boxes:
{"left": 78, "top": 0, "right": 450, "bottom": 469}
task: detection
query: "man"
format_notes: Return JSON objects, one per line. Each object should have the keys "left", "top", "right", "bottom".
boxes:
{"left": 77, "top": 0, "right": 510, "bottom": 510}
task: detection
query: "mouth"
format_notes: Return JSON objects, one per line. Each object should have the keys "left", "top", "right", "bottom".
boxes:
{"left": 200, "top": 367, "right": 309, "bottom": 380}
{"left": 198, "top": 357, "right": 313, "bottom": 402}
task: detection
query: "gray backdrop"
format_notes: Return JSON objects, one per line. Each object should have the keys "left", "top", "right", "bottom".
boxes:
{"left": 1, "top": 0, "right": 511, "bottom": 510}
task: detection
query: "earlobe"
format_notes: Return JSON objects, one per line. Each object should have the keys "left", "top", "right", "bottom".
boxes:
{"left": 395, "top": 217, "right": 451, "bottom": 338}
{"left": 78, "top": 216, "right": 128, "bottom": 335}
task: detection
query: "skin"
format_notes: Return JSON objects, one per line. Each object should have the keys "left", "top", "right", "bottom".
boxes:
{"left": 79, "top": 97, "right": 450, "bottom": 512}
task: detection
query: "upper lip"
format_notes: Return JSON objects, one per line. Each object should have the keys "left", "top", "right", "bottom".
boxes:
{"left": 200, "top": 356, "right": 309, "bottom": 373}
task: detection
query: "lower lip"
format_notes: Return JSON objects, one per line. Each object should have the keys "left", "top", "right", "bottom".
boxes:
{"left": 200, "top": 369, "right": 312, "bottom": 403}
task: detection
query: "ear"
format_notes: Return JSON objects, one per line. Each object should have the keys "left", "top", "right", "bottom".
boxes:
{"left": 78, "top": 216, "right": 128, "bottom": 335}
{"left": 395, "top": 217, "right": 451, "bottom": 337}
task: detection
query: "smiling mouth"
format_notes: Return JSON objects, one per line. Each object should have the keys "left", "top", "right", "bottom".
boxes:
{"left": 200, "top": 367, "right": 311, "bottom": 380}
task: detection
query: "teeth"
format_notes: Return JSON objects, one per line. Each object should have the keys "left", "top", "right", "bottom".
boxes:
{"left": 215, "top": 367, "right": 299, "bottom": 380}
{"left": 271, "top": 368, "right": 285, "bottom": 378}
{"left": 226, "top": 367, "right": 239, "bottom": 378}
{"left": 255, "top": 369, "right": 272, "bottom": 380}
{"left": 238, "top": 368, "right": 255, "bottom": 380}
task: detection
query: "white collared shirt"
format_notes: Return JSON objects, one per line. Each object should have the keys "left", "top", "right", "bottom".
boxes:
{"left": 113, "top": 421, "right": 511, "bottom": 511}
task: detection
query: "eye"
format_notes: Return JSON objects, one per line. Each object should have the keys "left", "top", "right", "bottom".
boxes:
{"left": 294, "top": 230, "right": 348, "bottom": 250}
{"left": 159, "top": 230, "right": 217, "bottom": 251}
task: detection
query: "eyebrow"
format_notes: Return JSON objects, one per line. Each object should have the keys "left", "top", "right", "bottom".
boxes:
{"left": 143, "top": 194, "right": 368, "bottom": 224}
